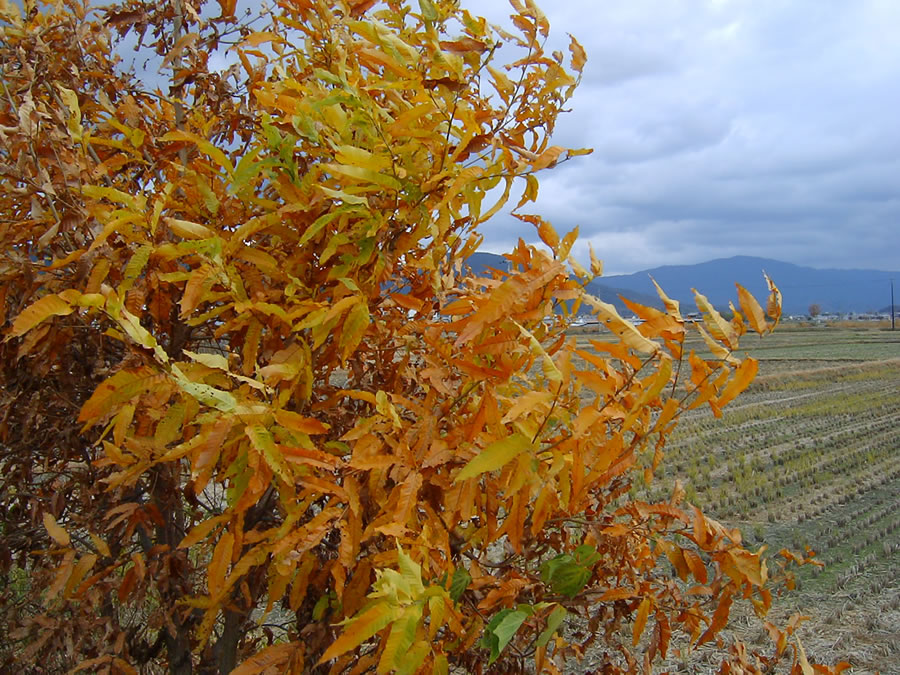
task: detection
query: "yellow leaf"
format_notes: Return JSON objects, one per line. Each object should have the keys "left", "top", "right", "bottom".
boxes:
{"left": 727, "top": 548, "right": 768, "bottom": 587}
{"left": 6, "top": 294, "right": 74, "bottom": 339}
{"left": 694, "top": 324, "right": 737, "bottom": 365}
{"left": 514, "top": 320, "right": 562, "bottom": 384}
{"left": 317, "top": 602, "right": 400, "bottom": 664}
{"left": 43, "top": 512, "right": 71, "bottom": 547}
{"left": 166, "top": 217, "right": 215, "bottom": 240}
{"left": 375, "top": 390, "right": 403, "bottom": 429}
{"left": 247, "top": 425, "right": 292, "bottom": 484}
{"left": 160, "top": 130, "right": 234, "bottom": 174}
{"left": 736, "top": 283, "right": 768, "bottom": 335}
{"left": 636, "top": 354, "right": 672, "bottom": 407}
{"left": 65, "top": 554, "right": 98, "bottom": 598}
{"left": 377, "top": 605, "right": 421, "bottom": 675}
{"left": 795, "top": 637, "right": 815, "bottom": 675}
{"left": 323, "top": 163, "right": 401, "bottom": 190}
{"left": 179, "top": 515, "right": 229, "bottom": 549}
{"left": 183, "top": 349, "right": 229, "bottom": 371}
{"left": 454, "top": 433, "right": 533, "bottom": 482}
{"left": 340, "top": 299, "right": 370, "bottom": 362}
{"left": 334, "top": 144, "right": 392, "bottom": 172}
{"left": 515, "top": 173, "right": 540, "bottom": 210}
{"left": 589, "top": 243, "right": 603, "bottom": 277}
{"left": 693, "top": 289, "right": 737, "bottom": 349}
{"left": 559, "top": 226, "right": 579, "bottom": 259}
{"left": 89, "top": 533, "right": 112, "bottom": 558}
{"left": 0, "top": 0, "right": 22, "bottom": 26}
{"left": 501, "top": 390, "right": 554, "bottom": 425}
{"left": 57, "top": 85, "right": 83, "bottom": 141}
{"left": 582, "top": 295, "right": 660, "bottom": 355}
{"left": 316, "top": 185, "right": 369, "bottom": 205}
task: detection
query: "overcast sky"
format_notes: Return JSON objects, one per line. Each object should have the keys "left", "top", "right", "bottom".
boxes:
{"left": 465, "top": 0, "right": 900, "bottom": 275}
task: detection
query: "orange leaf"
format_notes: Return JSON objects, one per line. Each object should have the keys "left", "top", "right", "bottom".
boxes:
{"left": 568, "top": 34, "right": 587, "bottom": 73}
{"left": 683, "top": 550, "right": 708, "bottom": 584}
{"left": 537, "top": 219, "right": 559, "bottom": 252}
{"left": 599, "top": 587, "right": 636, "bottom": 601}
{"left": 78, "top": 367, "right": 164, "bottom": 423}
{"left": 6, "top": 294, "right": 74, "bottom": 339}
{"left": 180, "top": 264, "right": 214, "bottom": 317}
{"left": 532, "top": 146, "right": 565, "bottom": 171}
{"left": 717, "top": 357, "right": 758, "bottom": 408}
{"left": 632, "top": 595, "right": 652, "bottom": 646}
{"left": 697, "top": 588, "right": 733, "bottom": 645}
{"left": 208, "top": 530, "right": 234, "bottom": 598}
{"left": 232, "top": 643, "right": 301, "bottom": 675}
{"left": 179, "top": 515, "right": 229, "bottom": 549}
{"left": 765, "top": 272, "right": 782, "bottom": 328}
{"left": 275, "top": 410, "right": 329, "bottom": 435}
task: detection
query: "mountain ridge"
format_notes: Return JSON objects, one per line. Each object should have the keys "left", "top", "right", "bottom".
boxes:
{"left": 465, "top": 253, "right": 899, "bottom": 316}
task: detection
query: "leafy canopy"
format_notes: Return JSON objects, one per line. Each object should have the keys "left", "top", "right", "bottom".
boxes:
{"left": 0, "top": 0, "right": 846, "bottom": 672}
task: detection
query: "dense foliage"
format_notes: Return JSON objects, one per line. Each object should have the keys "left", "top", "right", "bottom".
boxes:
{"left": 1, "top": 0, "right": 847, "bottom": 672}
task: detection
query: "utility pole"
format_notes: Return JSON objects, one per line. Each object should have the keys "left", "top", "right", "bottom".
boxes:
{"left": 892, "top": 278, "right": 895, "bottom": 331}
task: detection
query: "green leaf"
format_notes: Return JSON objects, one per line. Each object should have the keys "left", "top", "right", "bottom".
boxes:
{"left": 454, "top": 432, "right": 532, "bottom": 483}
{"left": 536, "top": 605, "right": 567, "bottom": 647}
{"left": 480, "top": 609, "right": 529, "bottom": 664}
{"left": 574, "top": 544, "right": 602, "bottom": 567}
{"left": 540, "top": 552, "right": 594, "bottom": 598}
{"left": 449, "top": 566, "right": 471, "bottom": 603}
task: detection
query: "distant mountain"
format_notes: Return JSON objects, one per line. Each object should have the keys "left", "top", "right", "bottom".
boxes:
{"left": 600, "top": 256, "right": 899, "bottom": 316}
{"left": 465, "top": 253, "right": 899, "bottom": 316}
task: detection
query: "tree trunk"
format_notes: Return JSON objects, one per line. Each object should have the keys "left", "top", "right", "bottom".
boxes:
{"left": 216, "top": 606, "right": 243, "bottom": 674}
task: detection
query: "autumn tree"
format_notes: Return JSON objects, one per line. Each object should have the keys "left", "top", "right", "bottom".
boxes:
{"left": 1, "top": 0, "right": 845, "bottom": 673}
{"left": 809, "top": 303, "right": 822, "bottom": 318}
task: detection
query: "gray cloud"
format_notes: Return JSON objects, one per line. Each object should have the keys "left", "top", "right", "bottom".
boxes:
{"left": 470, "top": 0, "right": 900, "bottom": 274}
